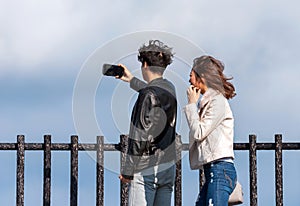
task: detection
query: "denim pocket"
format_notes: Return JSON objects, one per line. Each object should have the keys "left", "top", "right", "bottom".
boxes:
{"left": 222, "top": 163, "right": 237, "bottom": 193}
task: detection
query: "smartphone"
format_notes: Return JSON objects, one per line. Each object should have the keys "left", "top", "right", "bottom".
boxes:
{"left": 102, "top": 64, "right": 124, "bottom": 77}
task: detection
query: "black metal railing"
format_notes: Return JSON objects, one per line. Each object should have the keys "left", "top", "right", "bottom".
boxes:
{"left": 0, "top": 134, "right": 299, "bottom": 206}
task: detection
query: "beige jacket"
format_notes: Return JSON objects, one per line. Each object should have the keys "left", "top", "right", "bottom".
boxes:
{"left": 183, "top": 88, "right": 234, "bottom": 170}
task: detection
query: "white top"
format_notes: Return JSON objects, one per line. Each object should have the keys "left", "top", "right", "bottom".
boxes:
{"left": 183, "top": 88, "right": 235, "bottom": 169}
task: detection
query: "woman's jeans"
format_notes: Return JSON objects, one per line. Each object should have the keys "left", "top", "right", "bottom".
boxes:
{"left": 128, "top": 162, "right": 175, "bottom": 206}
{"left": 196, "top": 161, "right": 237, "bottom": 206}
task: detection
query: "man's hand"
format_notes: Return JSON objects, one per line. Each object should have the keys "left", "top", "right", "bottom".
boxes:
{"left": 119, "top": 174, "right": 131, "bottom": 183}
{"left": 116, "top": 64, "right": 134, "bottom": 82}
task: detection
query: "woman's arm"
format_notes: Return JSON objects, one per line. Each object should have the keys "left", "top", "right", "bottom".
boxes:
{"left": 184, "top": 96, "right": 226, "bottom": 142}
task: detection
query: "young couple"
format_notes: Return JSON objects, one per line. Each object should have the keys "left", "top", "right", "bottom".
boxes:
{"left": 117, "top": 40, "right": 237, "bottom": 206}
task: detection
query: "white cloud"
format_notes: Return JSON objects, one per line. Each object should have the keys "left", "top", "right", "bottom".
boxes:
{"left": 0, "top": 0, "right": 118, "bottom": 73}
{"left": 1, "top": 0, "right": 299, "bottom": 74}
{"left": 1, "top": 1, "right": 68, "bottom": 68}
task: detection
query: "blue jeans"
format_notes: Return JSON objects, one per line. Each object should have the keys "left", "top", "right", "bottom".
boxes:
{"left": 128, "top": 162, "right": 175, "bottom": 206}
{"left": 196, "top": 161, "right": 237, "bottom": 206}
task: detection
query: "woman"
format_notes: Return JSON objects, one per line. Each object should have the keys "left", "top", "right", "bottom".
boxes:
{"left": 183, "top": 55, "right": 237, "bottom": 206}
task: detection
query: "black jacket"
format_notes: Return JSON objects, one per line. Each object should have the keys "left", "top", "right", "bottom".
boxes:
{"left": 121, "top": 77, "right": 177, "bottom": 179}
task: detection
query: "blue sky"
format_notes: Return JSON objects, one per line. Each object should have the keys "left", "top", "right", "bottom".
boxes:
{"left": 1, "top": 0, "right": 300, "bottom": 205}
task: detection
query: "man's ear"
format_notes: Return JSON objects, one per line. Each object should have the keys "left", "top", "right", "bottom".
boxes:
{"left": 144, "top": 61, "right": 149, "bottom": 69}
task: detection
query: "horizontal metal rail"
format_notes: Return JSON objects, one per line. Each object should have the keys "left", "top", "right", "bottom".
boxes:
{"left": 1, "top": 143, "right": 299, "bottom": 151}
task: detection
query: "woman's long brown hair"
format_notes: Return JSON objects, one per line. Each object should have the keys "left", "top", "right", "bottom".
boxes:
{"left": 192, "top": 55, "right": 236, "bottom": 99}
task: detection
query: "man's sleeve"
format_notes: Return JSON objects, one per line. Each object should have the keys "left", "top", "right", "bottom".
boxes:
{"left": 130, "top": 77, "right": 147, "bottom": 92}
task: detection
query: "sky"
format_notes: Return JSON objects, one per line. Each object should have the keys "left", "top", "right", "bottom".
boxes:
{"left": 1, "top": 0, "right": 300, "bottom": 205}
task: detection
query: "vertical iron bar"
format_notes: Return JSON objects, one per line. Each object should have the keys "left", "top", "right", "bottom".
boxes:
{"left": 175, "top": 134, "right": 182, "bottom": 206}
{"left": 70, "top": 135, "right": 78, "bottom": 206}
{"left": 96, "top": 136, "right": 104, "bottom": 206}
{"left": 199, "top": 169, "right": 205, "bottom": 192}
{"left": 43, "top": 135, "right": 51, "bottom": 206}
{"left": 16, "top": 135, "right": 25, "bottom": 206}
{"left": 249, "top": 134, "right": 257, "bottom": 206}
{"left": 275, "top": 134, "right": 283, "bottom": 206}
{"left": 120, "top": 135, "right": 129, "bottom": 206}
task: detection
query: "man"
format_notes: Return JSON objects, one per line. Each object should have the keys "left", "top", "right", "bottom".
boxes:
{"left": 118, "top": 40, "right": 177, "bottom": 206}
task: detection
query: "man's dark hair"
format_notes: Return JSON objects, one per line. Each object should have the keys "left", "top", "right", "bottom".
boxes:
{"left": 138, "top": 40, "right": 174, "bottom": 74}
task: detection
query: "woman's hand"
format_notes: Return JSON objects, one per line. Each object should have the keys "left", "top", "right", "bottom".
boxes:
{"left": 116, "top": 64, "right": 134, "bottom": 82}
{"left": 187, "top": 85, "right": 201, "bottom": 104}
